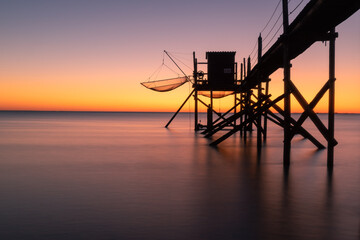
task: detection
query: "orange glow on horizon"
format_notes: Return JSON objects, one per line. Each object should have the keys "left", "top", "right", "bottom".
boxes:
{"left": 0, "top": 6, "right": 359, "bottom": 114}
{"left": 1, "top": 63, "right": 359, "bottom": 113}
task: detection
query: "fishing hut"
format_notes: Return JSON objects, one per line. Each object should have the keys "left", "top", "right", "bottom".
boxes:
{"left": 142, "top": 50, "right": 251, "bottom": 133}
{"left": 192, "top": 51, "right": 239, "bottom": 131}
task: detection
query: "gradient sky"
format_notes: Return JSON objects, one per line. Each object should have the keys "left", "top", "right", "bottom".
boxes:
{"left": 0, "top": 0, "right": 359, "bottom": 112}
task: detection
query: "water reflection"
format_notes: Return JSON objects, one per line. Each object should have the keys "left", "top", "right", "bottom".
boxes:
{"left": 193, "top": 129, "right": 357, "bottom": 240}
{"left": 0, "top": 112, "right": 358, "bottom": 240}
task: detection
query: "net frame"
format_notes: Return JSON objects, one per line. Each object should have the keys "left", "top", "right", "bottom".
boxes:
{"left": 141, "top": 77, "right": 189, "bottom": 92}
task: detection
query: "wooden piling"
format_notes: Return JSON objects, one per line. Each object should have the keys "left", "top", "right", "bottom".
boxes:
{"left": 243, "top": 58, "right": 247, "bottom": 140}
{"left": 210, "top": 91, "right": 214, "bottom": 130}
{"left": 193, "top": 52, "right": 199, "bottom": 131}
{"left": 263, "top": 79, "right": 269, "bottom": 142}
{"left": 247, "top": 57, "right": 253, "bottom": 132}
{"left": 257, "top": 34, "right": 263, "bottom": 149}
{"left": 240, "top": 63, "right": 244, "bottom": 136}
{"left": 243, "top": 58, "right": 246, "bottom": 78}
{"left": 282, "top": 0, "right": 291, "bottom": 165}
{"left": 234, "top": 94, "right": 237, "bottom": 129}
{"left": 328, "top": 28, "right": 336, "bottom": 167}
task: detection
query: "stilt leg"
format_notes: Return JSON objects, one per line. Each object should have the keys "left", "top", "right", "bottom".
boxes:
{"left": 328, "top": 28, "right": 336, "bottom": 167}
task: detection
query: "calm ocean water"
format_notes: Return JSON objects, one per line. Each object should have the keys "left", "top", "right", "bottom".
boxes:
{"left": 0, "top": 111, "right": 359, "bottom": 240}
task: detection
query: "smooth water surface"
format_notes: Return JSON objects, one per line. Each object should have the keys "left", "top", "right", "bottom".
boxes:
{"left": 0, "top": 112, "right": 359, "bottom": 240}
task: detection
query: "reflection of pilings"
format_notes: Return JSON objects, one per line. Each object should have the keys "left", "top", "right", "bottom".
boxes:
{"left": 323, "top": 166, "right": 334, "bottom": 240}
{"left": 326, "top": 167, "right": 333, "bottom": 207}
{"left": 281, "top": 163, "right": 291, "bottom": 230}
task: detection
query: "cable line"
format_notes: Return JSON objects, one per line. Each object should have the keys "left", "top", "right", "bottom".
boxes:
{"left": 249, "top": 41, "right": 258, "bottom": 58}
{"left": 168, "top": 52, "right": 193, "bottom": 71}
{"left": 248, "top": 0, "right": 282, "bottom": 58}
{"left": 163, "top": 63, "right": 181, "bottom": 76}
{"left": 263, "top": 12, "right": 283, "bottom": 42}
{"left": 148, "top": 63, "right": 163, "bottom": 81}
{"left": 263, "top": 24, "right": 283, "bottom": 51}
{"left": 290, "top": 0, "right": 305, "bottom": 15}
{"left": 260, "top": 0, "right": 282, "bottom": 34}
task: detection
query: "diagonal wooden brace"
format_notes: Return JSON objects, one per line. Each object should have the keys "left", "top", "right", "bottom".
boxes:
{"left": 290, "top": 80, "right": 330, "bottom": 140}
{"left": 264, "top": 97, "right": 325, "bottom": 149}
{"left": 289, "top": 80, "right": 337, "bottom": 146}
{"left": 165, "top": 89, "right": 195, "bottom": 128}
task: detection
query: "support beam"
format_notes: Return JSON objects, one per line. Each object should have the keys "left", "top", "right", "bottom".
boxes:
{"left": 197, "top": 97, "right": 236, "bottom": 127}
{"left": 210, "top": 115, "right": 254, "bottom": 146}
{"left": 205, "top": 107, "right": 249, "bottom": 138}
{"left": 165, "top": 89, "right": 195, "bottom": 128}
{"left": 247, "top": 57, "right": 253, "bottom": 132}
{"left": 208, "top": 91, "right": 213, "bottom": 130}
{"left": 265, "top": 98, "right": 325, "bottom": 149}
{"left": 234, "top": 93, "right": 237, "bottom": 129}
{"left": 289, "top": 80, "right": 331, "bottom": 140}
{"left": 207, "top": 91, "right": 324, "bottom": 149}
{"left": 206, "top": 93, "right": 273, "bottom": 139}
{"left": 210, "top": 97, "right": 269, "bottom": 146}
{"left": 263, "top": 80, "right": 269, "bottom": 142}
{"left": 289, "top": 80, "right": 337, "bottom": 146}
{"left": 201, "top": 99, "right": 242, "bottom": 135}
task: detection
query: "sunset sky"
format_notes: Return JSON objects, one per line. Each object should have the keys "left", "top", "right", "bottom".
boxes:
{"left": 0, "top": 0, "right": 359, "bottom": 113}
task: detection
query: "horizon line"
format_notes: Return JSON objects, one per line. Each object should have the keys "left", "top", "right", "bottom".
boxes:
{"left": 0, "top": 110, "right": 359, "bottom": 115}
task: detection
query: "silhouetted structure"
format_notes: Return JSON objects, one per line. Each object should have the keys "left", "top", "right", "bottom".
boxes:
{"left": 143, "top": 0, "right": 360, "bottom": 167}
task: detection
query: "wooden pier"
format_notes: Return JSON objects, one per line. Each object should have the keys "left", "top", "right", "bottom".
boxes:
{"left": 156, "top": 0, "right": 359, "bottom": 167}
